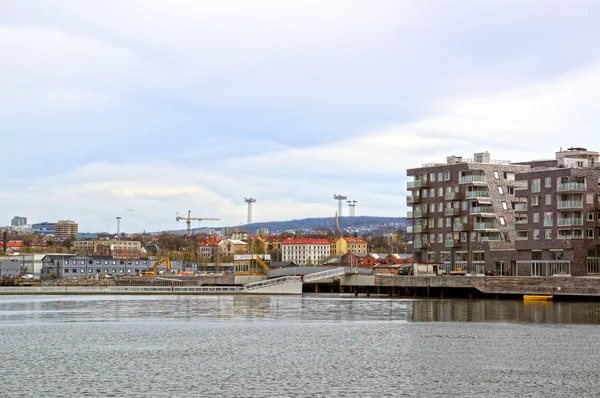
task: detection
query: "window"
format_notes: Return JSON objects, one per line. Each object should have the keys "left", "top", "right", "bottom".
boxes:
{"left": 544, "top": 212, "right": 553, "bottom": 227}
{"left": 462, "top": 201, "right": 468, "bottom": 210}
{"left": 471, "top": 232, "right": 477, "bottom": 242}
{"left": 532, "top": 178, "right": 541, "bottom": 192}
{"left": 531, "top": 196, "right": 539, "bottom": 206}
{"left": 438, "top": 187, "right": 443, "bottom": 197}
{"left": 430, "top": 235, "right": 436, "bottom": 243}
{"left": 533, "top": 229, "right": 540, "bottom": 240}
{"left": 64, "top": 269, "right": 69, "bottom": 273}
{"left": 430, "top": 188, "right": 435, "bottom": 197}
{"left": 588, "top": 212, "right": 594, "bottom": 221}
{"left": 422, "top": 190, "right": 428, "bottom": 198}
{"left": 493, "top": 170, "right": 500, "bottom": 179}
{"left": 507, "top": 187, "right": 515, "bottom": 195}
{"left": 545, "top": 177, "right": 552, "bottom": 188}
{"left": 430, "top": 203, "right": 436, "bottom": 212}
{"left": 437, "top": 218, "right": 443, "bottom": 227}
{"left": 587, "top": 229, "right": 594, "bottom": 239}
{"left": 533, "top": 212, "right": 540, "bottom": 223}
{"left": 444, "top": 171, "right": 451, "bottom": 181}
{"left": 499, "top": 217, "right": 506, "bottom": 226}
{"left": 438, "top": 172, "right": 443, "bottom": 181}
{"left": 501, "top": 201, "right": 508, "bottom": 210}
{"left": 65, "top": 261, "right": 69, "bottom": 265}
{"left": 438, "top": 203, "right": 443, "bottom": 212}
{"left": 446, "top": 217, "right": 451, "bottom": 227}
{"left": 497, "top": 186, "right": 504, "bottom": 195}
{"left": 430, "top": 173, "right": 436, "bottom": 182}
{"left": 586, "top": 193, "right": 593, "bottom": 203}
{"left": 438, "top": 233, "right": 443, "bottom": 243}
{"left": 545, "top": 194, "right": 551, "bottom": 205}
{"left": 545, "top": 229, "right": 552, "bottom": 239}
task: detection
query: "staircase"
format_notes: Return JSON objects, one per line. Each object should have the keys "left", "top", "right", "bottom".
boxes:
{"left": 303, "top": 267, "right": 355, "bottom": 283}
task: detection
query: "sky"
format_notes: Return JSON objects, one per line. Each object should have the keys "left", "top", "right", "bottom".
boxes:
{"left": 1, "top": 0, "right": 600, "bottom": 233}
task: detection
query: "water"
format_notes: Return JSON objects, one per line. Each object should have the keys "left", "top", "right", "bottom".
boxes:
{"left": 1, "top": 295, "right": 600, "bottom": 397}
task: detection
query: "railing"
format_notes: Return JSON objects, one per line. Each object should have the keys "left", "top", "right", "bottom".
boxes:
{"left": 413, "top": 225, "right": 427, "bottom": 233}
{"left": 407, "top": 180, "right": 427, "bottom": 189}
{"left": 445, "top": 239, "right": 459, "bottom": 248}
{"left": 471, "top": 261, "right": 485, "bottom": 275}
{"left": 514, "top": 203, "right": 527, "bottom": 211}
{"left": 459, "top": 175, "right": 486, "bottom": 184}
{"left": 480, "top": 236, "right": 502, "bottom": 241}
{"left": 413, "top": 240, "right": 424, "bottom": 249}
{"left": 543, "top": 219, "right": 553, "bottom": 227}
{"left": 407, "top": 195, "right": 420, "bottom": 204}
{"left": 466, "top": 191, "right": 490, "bottom": 198}
{"left": 516, "top": 218, "right": 528, "bottom": 224}
{"left": 454, "top": 261, "right": 468, "bottom": 272}
{"left": 406, "top": 226, "right": 413, "bottom": 234}
{"left": 445, "top": 207, "right": 460, "bottom": 216}
{"left": 302, "top": 268, "right": 352, "bottom": 283}
{"left": 557, "top": 218, "right": 584, "bottom": 226}
{"left": 407, "top": 211, "right": 413, "bottom": 218}
{"left": 474, "top": 222, "right": 499, "bottom": 230}
{"left": 470, "top": 206, "right": 495, "bottom": 214}
{"left": 244, "top": 276, "right": 302, "bottom": 291}
{"left": 558, "top": 182, "right": 586, "bottom": 191}
{"left": 558, "top": 200, "right": 583, "bottom": 209}
{"left": 453, "top": 223, "right": 466, "bottom": 232}
{"left": 588, "top": 258, "right": 600, "bottom": 274}
{"left": 516, "top": 260, "right": 571, "bottom": 277}
{"left": 413, "top": 209, "right": 428, "bottom": 218}
{"left": 445, "top": 192, "right": 460, "bottom": 201}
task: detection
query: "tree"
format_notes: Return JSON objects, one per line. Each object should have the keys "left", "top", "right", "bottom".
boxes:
{"left": 249, "top": 238, "right": 266, "bottom": 254}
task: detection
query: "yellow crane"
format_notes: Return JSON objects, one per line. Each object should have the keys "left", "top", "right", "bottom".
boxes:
{"left": 176, "top": 210, "right": 220, "bottom": 235}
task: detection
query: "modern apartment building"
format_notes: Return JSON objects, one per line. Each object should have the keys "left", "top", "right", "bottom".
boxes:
{"left": 513, "top": 148, "right": 600, "bottom": 276}
{"left": 407, "top": 148, "right": 600, "bottom": 277}
{"left": 54, "top": 220, "right": 78, "bottom": 240}
{"left": 11, "top": 216, "right": 27, "bottom": 227}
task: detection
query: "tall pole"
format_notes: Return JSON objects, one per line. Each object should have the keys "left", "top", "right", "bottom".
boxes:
{"left": 245, "top": 198, "right": 256, "bottom": 225}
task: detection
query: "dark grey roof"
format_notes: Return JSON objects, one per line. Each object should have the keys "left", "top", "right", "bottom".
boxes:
{"left": 270, "top": 261, "right": 298, "bottom": 268}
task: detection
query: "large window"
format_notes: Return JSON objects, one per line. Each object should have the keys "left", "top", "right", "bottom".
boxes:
{"left": 545, "top": 177, "right": 552, "bottom": 188}
{"left": 531, "top": 178, "right": 541, "bottom": 193}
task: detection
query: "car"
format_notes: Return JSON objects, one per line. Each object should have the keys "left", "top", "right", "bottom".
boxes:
{"left": 22, "top": 274, "right": 34, "bottom": 279}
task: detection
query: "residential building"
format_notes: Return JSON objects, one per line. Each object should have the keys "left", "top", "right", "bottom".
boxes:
{"left": 218, "top": 239, "right": 248, "bottom": 257}
{"left": 71, "top": 239, "right": 142, "bottom": 259}
{"left": 406, "top": 148, "right": 600, "bottom": 277}
{"left": 11, "top": 216, "right": 27, "bottom": 227}
{"left": 282, "top": 238, "right": 331, "bottom": 265}
{"left": 330, "top": 237, "right": 368, "bottom": 255}
{"left": 406, "top": 151, "right": 530, "bottom": 275}
{"left": 199, "top": 237, "right": 223, "bottom": 262}
{"left": 55, "top": 220, "right": 78, "bottom": 240}
{"left": 231, "top": 228, "right": 248, "bottom": 241}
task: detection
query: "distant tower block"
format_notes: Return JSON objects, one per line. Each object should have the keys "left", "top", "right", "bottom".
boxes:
{"left": 116, "top": 217, "right": 122, "bottom": 235}
{"left": 347, "top": 200, "right": 357, "bottom": 217}
{"left": 334, "top": 194, "right": 347, "bottom": 217}
{"left": 245, "top": 198, "right": 256, "bottom": 225}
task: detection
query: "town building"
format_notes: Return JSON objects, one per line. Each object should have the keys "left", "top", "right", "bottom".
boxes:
{"left": 55, "top": 220, "right": 78, "bottom": 240}
{"left": 11, "top": 216, "right": 27, "bottom": 227}
{"left": 406, "top": 148, "right": 600, "bottom": 277}
{"left": 282, "top": 238, "right": 331, "bottom": 266}
{"left": 71, "top": 239, "right": 142, "bottom": 259}
{"left": 330, "top": 237, "right": 368, "bottom": 255}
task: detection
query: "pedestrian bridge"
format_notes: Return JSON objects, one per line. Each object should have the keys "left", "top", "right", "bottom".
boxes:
{"left": 303, "top": 267, "right": 357, "bottom": 283}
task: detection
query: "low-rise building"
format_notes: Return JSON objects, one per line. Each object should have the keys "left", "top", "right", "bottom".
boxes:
{"left": 330, "top": 237, "right": 368, "bottom": 255}
{"left": 282, "top": 238, "right": 331, "bottom": 266}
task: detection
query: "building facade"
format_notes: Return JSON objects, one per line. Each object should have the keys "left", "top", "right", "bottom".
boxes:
{"left": 11, "top": 216, "right": 27, "bottom": 227}
{"left": 330, "top": 237, "right": 368, "bottom": 255}
{"left": 55, "top": 220, "right": 78, "bottom": 240}
{"left": 407, "top": 149, "right": 600, "bottom": 277}
{"left": 282, "top": 238, "right": 331, "bottom": 266}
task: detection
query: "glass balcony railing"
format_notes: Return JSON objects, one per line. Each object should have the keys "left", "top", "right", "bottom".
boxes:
{"left": 445, "top": 208, "right": 460, "bottom": 216}
{"left": 407, "top": 211, "right": 413, "bottom": 218}
{"left": 413, "top": 240, "right": 423, "bottom": 249}
{"left": 470, "top": 206, "right": 495, "bottom": 214}
{"left": 445, "top": 239, "right": 459, "bottom": 248}
{"left": 407, "top": 180, "right": 427, "bottom": 189}
{"left": 407, "top": 195, "right": 420, "bottom": 204}
{"left": 459, "top": 175, "right": 486, "bottom": 184}
{"left": 474, "top": 222, "right": 499, "bottom": 230}
{"left": 445, "top": 191, "right": 460, "bottom": 201}
{"left": 558, "top": 182, "right": 586, "bottom": 192}
{"left": 453, "top": 223, "right": 466, "bottom": 232}
{"left": 413, "top": 209, "right": 428, "bottom": 218}
{"left": 406, "top": 226, "right": 413, "bottom": 234}
{"left": 413, "top": 225, "right": 427, "bottom": 233}
{"left": 465, "top": 191, "right": 490, "bottom": 198}
{"left": 557, "top": 218, "right": 584, "bottom": 226}
{"left": 557, "top": 200, "right": 583, "bottom": 209}
{"left": 514, "top": 203, "right": 527, "bottom": 211}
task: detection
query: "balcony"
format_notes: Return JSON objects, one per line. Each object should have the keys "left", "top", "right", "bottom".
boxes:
{"left": 558, "top": 182, "right": 586, "bottom": 192}
{"left": 413, "top": 209, "right": 429, "bottom": 218}
{"left": 465, "top": 191, "right": 490, "bottom": 199}
{"left": 445, "top": 191, "right": 461, "bottom": 201}
{"left": 459, "top": 175, "right": 486, "bottom": 184}
{"left": 514, "top": 203, "right": 527, "bottom": 212}
{"left": 474, "top": 222, "right": 500, "bottom": 230}
{"left": 407, "top": 195, "right": 421, "bottom": 205}
{"left": 407, "top": 211, "right": 413, "bottom": 218}
{"left": 470, "top": 206, "right": 495, "bottom": 215}
{"left": 445, "top": 239, "right": 460, "bottom": 248}
{"left": 407, "top": 180, "right": 428, "bottom": 189}
{"left": 406, "top": 226, "right": 413, "bottom": 234}
{"left": 413, "top": 240, "right": 423, "bottom": 249}
{"left": 453, "top": 222, "right": 466, "bottom": 232}
{"left": 413, "top": 224, "right": 427, "bottom": 233}
{"left": 445, "top": 207, "right": 460, "bottom": 216}
{"left": 480, "top": 235, "right": 502, "bottom": 242}
{"left": 557, "top": 200, "right": 583, "bottom": 209}
{"left": 557, "top": 218, "right": 584, "bottom": 227}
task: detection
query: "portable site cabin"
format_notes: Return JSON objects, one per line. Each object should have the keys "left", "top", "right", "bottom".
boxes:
{"left": 233, "top": 254, "right": 271, "bottom": 275}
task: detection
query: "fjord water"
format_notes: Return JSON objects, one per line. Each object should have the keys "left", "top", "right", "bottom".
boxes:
{"left": 1, "top": 296, "right": 599, "bottom": 397}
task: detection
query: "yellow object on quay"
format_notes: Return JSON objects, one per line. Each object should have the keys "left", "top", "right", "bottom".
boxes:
{"left": 523, "top": 295, "right": 553, "bottom": 301}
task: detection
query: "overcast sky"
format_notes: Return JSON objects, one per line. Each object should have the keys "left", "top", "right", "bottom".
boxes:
{"left": 1, "top": 0, "right": 599, "bottom": 232}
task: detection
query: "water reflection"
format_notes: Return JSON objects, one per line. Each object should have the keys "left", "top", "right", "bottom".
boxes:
{"left": 0, "top": 295, "right": 599, "bottom": 324}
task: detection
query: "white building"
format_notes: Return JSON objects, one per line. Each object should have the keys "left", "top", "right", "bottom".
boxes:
{"left": 281, "top": 238, "right": 331, "bottom": 266}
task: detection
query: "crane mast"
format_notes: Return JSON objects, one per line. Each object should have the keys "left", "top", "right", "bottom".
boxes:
{"left": 176, "top": 210, "right": 220, "bottom": 235}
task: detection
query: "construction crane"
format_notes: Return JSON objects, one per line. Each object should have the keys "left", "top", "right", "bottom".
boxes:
{"left": 176, "top": 210, "right": 220, "bottom": 235}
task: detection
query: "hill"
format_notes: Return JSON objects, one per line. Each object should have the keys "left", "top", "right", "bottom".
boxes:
{"left": 239, "top": 216, "right": 407, "bottom": 235}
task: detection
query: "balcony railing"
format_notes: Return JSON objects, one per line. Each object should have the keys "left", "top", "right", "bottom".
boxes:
{"left": 413, "top": 240, "right": 423, "bottom": 249}
{"left": 588, "top": 258, "right": 600, "bottom": 274}
{"left": 445, "top": 192, "right": 460, "bottom": 201}
{"left": 557, "top": 218, "right": 584, "bottom": 226}
{"left": 558, "top": 182, "right": 586, "bottom": 192}
{"left": 465, "top": 191, "right": 490, "bottom": 199}
{"left": 557, "top": 200, "right": 583, "bottom": 209}
{"left": 543, "top": 219, "right": 553, "bottom": 227}
{"left": 474, "top": 222, "right": 499, "bottom": 230}
{"left": 459, "top": 175, "right": 486, "bottom": 184}
{"left": 407, "top": 195, "right": 421, "bottom": 205}
{"left": 514, "top": 203, "right": 527, "bottom": 211}
{"left": 406, "top": 226, "right": 413, "bottom": 234}
{"left": 453, "top": 222, "right": 466, "bottom": 232}
{"left": 407, "top": 180, "right": 428, "bottom": 189}
{"left": 516, "top": 218, "right": 528, "bottom": 224}
{"left": 480, "top": 235, "right": 502, "bottom": 241}
{"left": 413, "top": 225, "right": 427, "bottom": 234}
{"left": 445, "top": 239, "right": 460, "bottom": 248}
{"left": 445, "top": 207, "right": 460, "bottom": 216}
{"left": 413, "top": 209, "right": 428, "bottom": 218}
{"left": 470, "top": 206, "right": 495, "bottom": 215}
{"left": 407, "top": 211, "right": 413, "bottom": 218}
